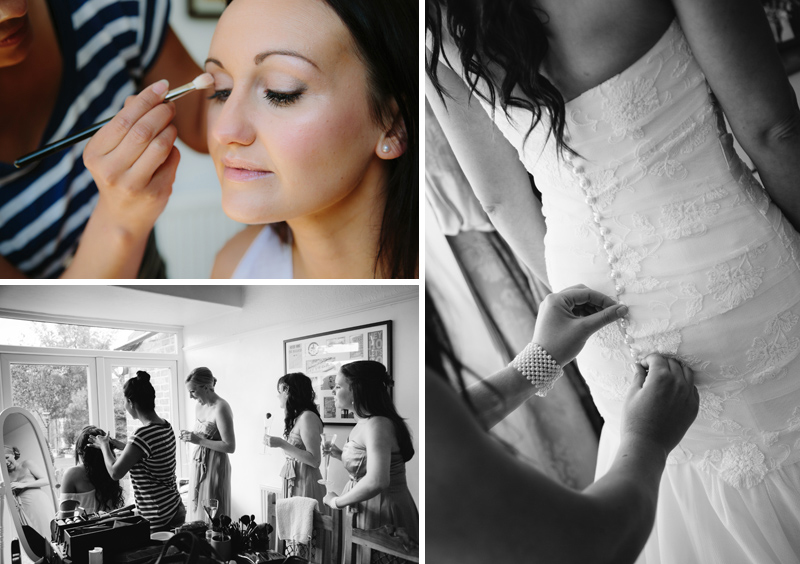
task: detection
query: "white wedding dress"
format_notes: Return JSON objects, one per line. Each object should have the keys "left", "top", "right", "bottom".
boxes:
{"left": 480, "top": 19, "right": 800, "bottom": 563}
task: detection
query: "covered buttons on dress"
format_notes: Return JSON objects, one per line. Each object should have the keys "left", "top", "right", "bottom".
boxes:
{"left": 564, "top": 130, "right": 638, "bottom": 363}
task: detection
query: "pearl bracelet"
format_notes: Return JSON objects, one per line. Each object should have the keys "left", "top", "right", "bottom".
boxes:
{"left": 509, "top": 342, "right": 563, "bottom": 397}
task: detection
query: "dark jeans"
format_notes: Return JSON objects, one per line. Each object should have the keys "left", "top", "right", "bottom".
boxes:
{"left": 152, "top": 502, "right": 186, "bottom": 533}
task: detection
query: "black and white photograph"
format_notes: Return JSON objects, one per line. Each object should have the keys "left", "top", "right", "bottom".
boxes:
{"left": 0, "top": 285, "right": 418, "bottom": 563}
{"left": 426, "top": 0, "right": 800, "bottom": 562}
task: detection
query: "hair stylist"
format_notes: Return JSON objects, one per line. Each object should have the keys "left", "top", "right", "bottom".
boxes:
{"left": 91, "top": 371, "right": 184, "bottom": 532}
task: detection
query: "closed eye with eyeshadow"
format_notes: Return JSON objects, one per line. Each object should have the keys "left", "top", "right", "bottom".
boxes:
{"left": 208, "top": 88, "right": 304, "bottom": 107}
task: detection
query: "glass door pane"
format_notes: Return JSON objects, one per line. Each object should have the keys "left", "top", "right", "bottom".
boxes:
{"left": 110, "top": 365, "right": 176, "bottom": 439}
{"left": 7, "top": 360, "right": 94, "bottom": 482}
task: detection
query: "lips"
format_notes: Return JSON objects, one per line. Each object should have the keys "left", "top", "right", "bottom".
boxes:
{"left": 224, "top": 167, "right": 273, "bottom": 182}
{"left": 221, "top": 157, "right": 272, "bottom": 182}
{"left": 0, "top": 18, "right": 29, "bottom": 48}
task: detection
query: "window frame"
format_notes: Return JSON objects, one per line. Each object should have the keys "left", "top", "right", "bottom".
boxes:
{"left": 0, "top": 312, "right": 187, "bottom": 475}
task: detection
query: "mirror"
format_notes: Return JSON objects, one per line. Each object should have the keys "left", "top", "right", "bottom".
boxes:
{"left": 1, "top": 406, "right": 59, "bottom": 561}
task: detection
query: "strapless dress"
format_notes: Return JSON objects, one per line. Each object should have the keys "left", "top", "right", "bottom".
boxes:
{"left": 482, "top": 19, "right": 800, "bottom": 563}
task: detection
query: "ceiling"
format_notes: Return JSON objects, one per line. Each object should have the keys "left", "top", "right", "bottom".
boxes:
{"left": 0, "top": 285, "right": 419, "bottom": 329}
{"left": 0, "top": 286, "right": 244, "bottom": 327}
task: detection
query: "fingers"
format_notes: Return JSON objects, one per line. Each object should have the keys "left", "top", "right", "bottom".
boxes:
{"left": 113, "top": 101, "right": 177, "bottom": 172}
{"left": 94, "top": 80, "right": 170, "bottom": 154}
{"left": 666, "top": 357, "right": 683, "bottom": 379}
{"left": 559, "top": 284, "right": 618, "bottom": 312}
{"left": 639, "top": 353, "right": 668, "bottom": 373}
{"left": 130, "top": 123, "right": 179, "bottom": 186}
{"left": 581, "top": 303, "right": 629, "bottom": 334}
{"left": 631, "top": 363, "right": 647, "bottom": 389}
{"left": 682, "top": 363, "right": 695, "bottom": 387}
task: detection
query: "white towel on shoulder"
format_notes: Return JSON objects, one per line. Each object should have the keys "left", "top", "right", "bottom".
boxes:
{"left": 276, "top": 496, "right": 318, "bottom": 543}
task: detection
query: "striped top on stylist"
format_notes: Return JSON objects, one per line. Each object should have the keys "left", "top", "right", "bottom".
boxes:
{"left": 92, "top": 371, "right": 185, "bottom": 532}
{"left": 129, "top": 420, "right": 182, "bottom": 529}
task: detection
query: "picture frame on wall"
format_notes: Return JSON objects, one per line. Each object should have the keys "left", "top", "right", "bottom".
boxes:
{"left": 284, "top": 321, "right": 392, "bottom": 425}
{"left": 188, "top": 0, "right": 226, "bottom": 18}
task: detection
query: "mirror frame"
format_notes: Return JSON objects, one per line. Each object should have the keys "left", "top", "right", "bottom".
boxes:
{"left": 0, "top": 406, "right": 59, "bottom": 561}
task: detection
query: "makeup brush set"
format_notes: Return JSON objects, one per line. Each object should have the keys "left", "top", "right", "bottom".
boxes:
{"left": 47, "top": 505, "right": 150, "bottom": 564}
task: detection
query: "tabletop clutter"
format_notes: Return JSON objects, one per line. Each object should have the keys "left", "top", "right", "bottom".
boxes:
{"left": 45, "top": 508, "right": 281, "bottom": 564}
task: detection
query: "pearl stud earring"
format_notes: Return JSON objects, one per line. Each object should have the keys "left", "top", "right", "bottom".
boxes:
{"left": 381, "top": 144, "right": 390, "bottom": 153}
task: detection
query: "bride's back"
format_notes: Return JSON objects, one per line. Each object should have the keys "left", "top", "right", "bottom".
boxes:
{"left": 531, "top": 0, "right": 675, "bottom": 101}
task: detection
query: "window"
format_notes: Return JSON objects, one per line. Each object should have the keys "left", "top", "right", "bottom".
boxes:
{"left": 0, "top": 316, "right": 186, "bottom": 492}
{"left": 0, "top": 318, "right": 178, "bottom": 353}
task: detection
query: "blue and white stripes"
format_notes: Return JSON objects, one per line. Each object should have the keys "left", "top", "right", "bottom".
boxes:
{"left": 0, "top": 0, "right": 169, "bottom": 277}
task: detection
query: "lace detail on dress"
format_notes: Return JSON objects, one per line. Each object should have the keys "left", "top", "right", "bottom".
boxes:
{"left": 746, "top": 311, "right": 800, "bottom": 381}
{"left": 601, "top": 75, "right": 665, "bottom": 142}
{"left": 479, "top": 18, "right": 800, "bottom": 491}
{"left": 706, "top": 252, "right": 765, "bottom": 310}
{"left": 660, "top": 192, "right": 721, "bottom": 240}
{"left": 700, "top": 441, "right": 768, "bottom": 489}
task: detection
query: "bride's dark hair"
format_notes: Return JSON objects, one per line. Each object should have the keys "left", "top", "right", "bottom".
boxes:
{"left": 426, "top": 0, "right": 571, "bottom": 156}
{"left": 75, "top": 426, "right": 125, "bottom": 511}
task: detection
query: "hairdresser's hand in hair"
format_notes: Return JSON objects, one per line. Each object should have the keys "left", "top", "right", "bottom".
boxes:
{"left": 532, "top": 284, "right": 629, "bottom": 366}
{"left": 623, "top": 354, "right": 699, "bottom": 456}
{"left": 88, "top": 433, "right": 111, "bottom": 451}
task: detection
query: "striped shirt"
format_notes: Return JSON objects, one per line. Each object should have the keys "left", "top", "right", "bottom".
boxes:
{"left": 129, "top": 420, "right": 181, "bottom": 530}
{"left": 0, "top": 0, "right": 169, "bottom": 277}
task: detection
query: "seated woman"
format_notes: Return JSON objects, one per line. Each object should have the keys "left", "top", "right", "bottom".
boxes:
{"left": 264, "top": 373, "right": 326, "bottom": 512}
{"left": 60, "top": 426, "right": 126, "bottom": 513}
{"left": 83, "top": 0, "right": 418, "bottom": 279}
{"left": 91, "top": 371, "right": 184, "bottom": 532}
{"left": 323, "top": 361, "right": 418, "bottom": 559}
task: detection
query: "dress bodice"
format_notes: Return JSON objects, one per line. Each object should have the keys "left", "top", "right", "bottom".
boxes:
{"left": 194, "top": 419, "right": 220, "bottom": 440}
{"left": 342, "top": 440, "right": 408, "bottom": 487}
{"left": 483, "top": 19, "right": 800, "bottom": 490}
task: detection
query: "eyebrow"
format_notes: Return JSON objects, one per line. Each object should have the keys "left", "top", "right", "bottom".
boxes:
{"left": 204, "top": 50, "right": 319, "bottom": 70}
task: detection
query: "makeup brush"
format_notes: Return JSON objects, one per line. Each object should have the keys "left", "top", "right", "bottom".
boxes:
{"left": 13, "top": 73, "right": 215, "bottom": 169}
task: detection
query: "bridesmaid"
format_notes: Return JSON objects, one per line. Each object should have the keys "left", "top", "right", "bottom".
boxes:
{"left": 181, "top": 367, "right": 235, "bottom": 522}
{"left": 323, "top": 361, "right": 418, "bottom": 556}
{"left": 264, "top": 373, "right": 327, "bottom": 512}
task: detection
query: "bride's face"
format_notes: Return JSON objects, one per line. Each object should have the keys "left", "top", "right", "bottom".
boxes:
{"left": 205, "top": 0, "right": 387, "bottom": 225}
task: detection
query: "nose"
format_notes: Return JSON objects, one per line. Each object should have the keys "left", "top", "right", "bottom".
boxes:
{"left": 0, "top": 1, "right": 27, "bottom": 22}
{"left": 210, "top": 90, "right": 257, "bottom": 148}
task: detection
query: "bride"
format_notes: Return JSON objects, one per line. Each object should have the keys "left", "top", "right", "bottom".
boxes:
{"left": 427, "top": 0, "right": 800, "bottom": 562}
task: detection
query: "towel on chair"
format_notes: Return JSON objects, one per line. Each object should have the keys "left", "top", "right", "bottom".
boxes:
{"left": 276, "top": 496, "right": 318, "bottom": 543}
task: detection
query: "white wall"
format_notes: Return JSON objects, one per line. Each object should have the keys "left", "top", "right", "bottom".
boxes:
{"left": 179, "top": 286, "right": 419, "bottom": 520}
{"left": 155, "top": 0, "right": 243, "bottom": 279}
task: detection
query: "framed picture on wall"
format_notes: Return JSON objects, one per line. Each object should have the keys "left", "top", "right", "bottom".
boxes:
{"left": 188, "top": 0, "right": 225, "bottom": 18}
{"left": 284, "top": 320, "right": 392, "bottom": 425}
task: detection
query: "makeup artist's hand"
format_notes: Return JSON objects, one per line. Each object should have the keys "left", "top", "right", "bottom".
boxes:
{"left": 83, "top": 79, "right": 179, "bottom": 239}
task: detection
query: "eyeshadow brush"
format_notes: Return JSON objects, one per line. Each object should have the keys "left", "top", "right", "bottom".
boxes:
{"left": 13, "top": 73, "right": 214, "bottom": 169}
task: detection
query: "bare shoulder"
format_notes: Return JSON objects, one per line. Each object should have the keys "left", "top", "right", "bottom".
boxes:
{"left": 60, "top": 465, "right": 87, "bottom": 492}
{"left": 214, "top": 396, "right": 233, "bottom": 417}
{"left": 363, "top": 416, "right": 394, "bottom": 439}
{"left": 211, "top": 225, "right": 265, "bottom": 278}
{"left": 298, "top": 410, "right": 323, "bottom": 428}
